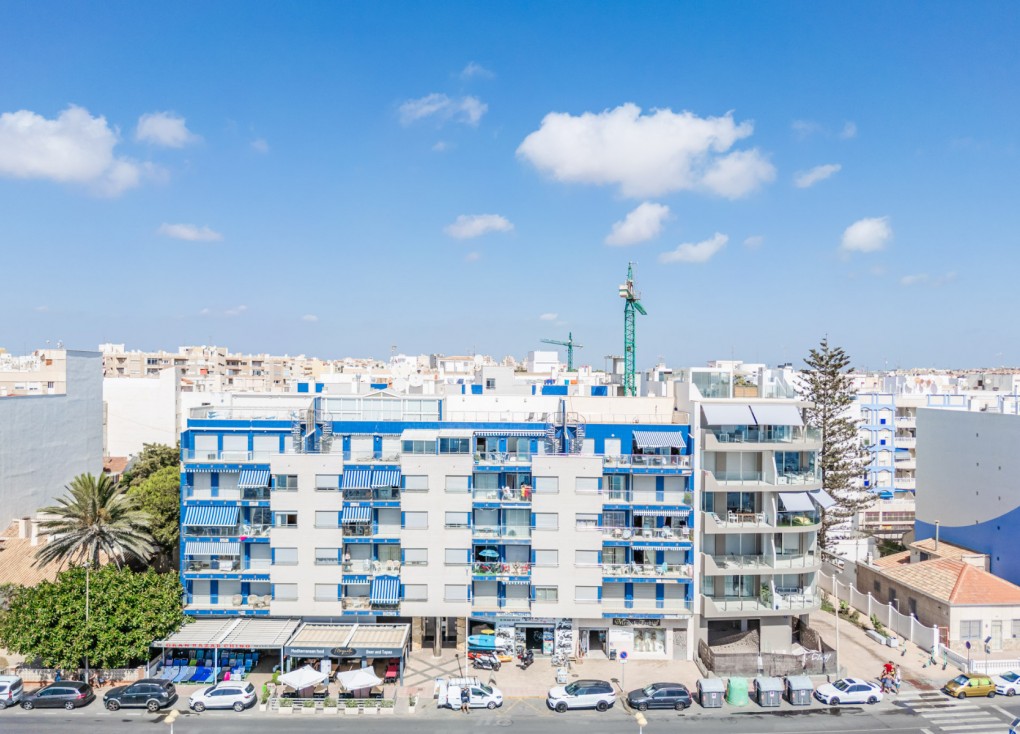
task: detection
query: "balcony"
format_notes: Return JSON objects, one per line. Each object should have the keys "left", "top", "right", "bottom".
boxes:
{"left": 474, "top": 451, "right": 532, "bottom": 466}
{"left": 472, "top": 561, "right": 532, "bottom": 577}
{"left": 600, "top": 598, "right": 692, "bottom": 615}
{"left": 472, "top": 525, "right": 531, "bottom": 540}
{"left": 703, "top": 552, "right": 819, "bottom": 575}
{"left": 604, "top": 454, "right": 692, "bottom": 470}
{"left": 894, "top": 437, "right": 917, "bottom": 449}
{"left": 472, "top": 597, "right": 531, "bottom": 611}
{"left": 342, "top": 559, "right": 402, "bottom": 575}
{"left": 240, "top": 488, "right": 270, "bottom": 501}
{"left": 342, "top": 523, "right": 401, "bottom": 538}
{"left": 183, "top": 559, "right": 272, "bottom": 575}
{"left": 775, "top": 471, "right": 822, "bottom": 486}
{"left": 776, "top": 511, "right": 820, "bottom": 529}
{"left": 894, "top": 456, "right": 916, "bottom": 470}
{"left": 895, "top": 477, "right": 916, "bottom": 490}
{"left": 472, "top": 487, "right": 532, "bottom": 503}
{"left": 703, "top": 427, "right": 821, "bottom": 451}
{"left": 701, "top": 511, "right": 772, "bottom": 534}
{"left": 184, "top": 594, "right": 272, "bottom": 613}
{"left": 342, "top": 487, "right": 401, "bottom": 502}
{"left": 602, "top": 563, "right": 692, "bottom": 579}
{"left": 894, "top": 416, "right": 917, "bottom": 428}
{"left": 602, "top": 490, "right": 693, "bottom": 505}
{"left": 702, "top": 589, "right": 820, "bottom": 617}
{"left": 592, "top": 525, "right": 692, "bottom": 542}
{"left": 343, "top": 451, "right": 401, "bottom": 464}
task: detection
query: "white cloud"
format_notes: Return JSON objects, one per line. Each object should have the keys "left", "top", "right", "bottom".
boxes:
{"left": 539, "top": 312, "right": 558, "bottom": 321}
{"left": 901, "top": 271, "right": 956, "bottom": 287}
{"left": 605, "top": 202, "right": 670, "bottom": 246}
{"left": 34, "top": 305, "right": 49, "bottom": 312}
{"left": 399, "top": 93, "right": 487, "bottom": 126}
{"left": 794, "top": 163, "right": 841, "bottom": 188}
{"left": 158, "top": 223, "right": 223, "bottom": 242}
{"left": 900, "top": 273, "right": 928, "bottom": 286}
{"left": 301, "top": 314, "right": 318, "bottom": 322}
{"left": 517, "top": 103, "right": 775, "bottom": 199}
{"left": 432, "top": 140, "right": 451, "bottom": 152}
{"left": 459, "top": 62, "right": 494, "bottom": 80}
{"left": 743, "top": 235, "right": 764, "bottom": 249}
{"left": 0, "top": 105, "right": 144, "bottom": 195}
{"left": 465, "top": 252, "right": 481, "bottom": 262}
{"left": 839, "top": 121, "right": 858, "bottom": 139}
{"left": 659, "top": 232, "right": 728, "bottom": 264}
{"left": 444, "top": 213, "right": 514, "bottom": 239}
{"left": 841, "top": 216, "right": 892, "bottom": 254}
{"left": 251, "top": 137, "right": 269, "bottom": 153}
{"left": 224, "top": 305, "right": 247, "bottom": 317}
{"left": 135, "top": 111, "right": 200, "bottom": 148}
{"left": 792, "top": 119, "right": 822, "bottom": 140}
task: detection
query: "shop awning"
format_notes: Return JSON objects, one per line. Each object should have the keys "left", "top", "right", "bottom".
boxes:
{"left": 438, "top": 428, "right": 477, "bottom": 438}
{"left": 342, "top": 505, "right": 371, "bottom": 523}
{"left": 778, "top": 492, "right": 815, "bottom": 512}
{"left": 474, "top": 429, "right": 546, "bottom": 438}
{"left": 184, "top": 541, "right": 240, "bottom": 556}
{"left": 182, "top": 505, "right": 239, "bottom": 527}
{"left": 701, "top": 404, "right": 756, "bottom": 426}
{"left": 371, "top": 469, "right": 400, "bottom": 488}
{"left": 238, "top": 469, "right": 270, "bottom": 489}
{"left": 184, "top": 466, "right": 218, "bottom": 473}
{"left": 342, "top": 469, "right": 372, "bottom": 488}
{"left": 632, "top": 431, "right": 686, "bottom": 449}
{"left": 370, "top": 576, "right": 400, "bottom": 604}
{"left": 749, "top": 404, "right": 804, "bottom": 427}
{"left": 809, "top": 488, "right": 837, "bottom": 510}
{"left": 400, "top": 429, "right": 438, "bottom": 441}
{"left": 279, "top": 665, "right": 328, "bottom": 691}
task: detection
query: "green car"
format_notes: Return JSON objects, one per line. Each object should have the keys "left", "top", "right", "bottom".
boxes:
{"left": 943, "top": 674, "right": 996, "bottom": 699}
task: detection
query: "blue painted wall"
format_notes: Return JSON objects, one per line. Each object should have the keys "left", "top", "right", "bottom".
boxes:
{"left": 916, "top": 513, "right": 1020, "bottom": 587}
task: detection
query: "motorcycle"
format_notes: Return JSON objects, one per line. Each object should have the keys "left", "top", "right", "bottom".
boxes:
{"left": 517, "top": 649, "right": 534, "bottom": 670}
{"left": 471, "top": 652, "right": 501, "bottom": 672}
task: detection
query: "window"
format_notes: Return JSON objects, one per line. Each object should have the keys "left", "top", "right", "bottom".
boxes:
{"left": 445, "top": 512, "right": 471, "bottom": 529}
{"left": 533, "top": 513, "right": 558, "bottom": 530}
{"left": 534, "top": 476, "right": 558, "bottom": 493}
{"left": 960, "top": 620, "right": 982, "bottom": 642}
{"left": 445, "top": 548, "right": 470, "bottom": 565}
{"left": 403, "top": 584, "right": 428, "bottom": 601}
{"left": 575, "top": 513, "right": 599, "bottom": 529}
{"left": 444, "top": 584, "right": 469, "bottom": 602}
{"left": 274, "top": 512, "right": 298, "bottom": 528}
{"left": 314, "top": 511, "right": 339, "bottom": 529}
{"left": 1011, "top": 620, "right": 1020, "bottom": 639}
{"left": 315, "top": 548, "right": 340, "bottom": 565}
{"left": 402, "top": 511, "right": 428, "bottom": 529}
{"left": 273, "top": 584, "right": 298, "bottom": 601}
{"left": 314, "top": 584, "right": 338, "bottom": 601}
{"left": 315, "top": 474, "right": 340, "bottom": 490}
{"left": 403, "top": 548, "right": 428, "bottom": 566}
{"left": 445, "top": 475, "right": 470, "bottom": 492}
{"left": 403, "top": 475, "right": 428, "bottom": 492}
{"left": 485, "top": 378, "right": 496, "bottom": 390}
{"left": 575, "top": 477, "right": 600, "bottom": 493}
{"left": 402, "top": 440, "right": 437, "bottom": 454}
{"left": 273, "top": 474, "right": 298, "bottom": 491}
{"left": 533, "top": 550, "right": 558, "bottom": 567}
{"left": 274, "top": 547, "right": 298, "bottom": 565}
{"left": 574, "top": 586, "right": 599, "bottom": 602}
{"left": 439, "top": 437, "right": 471, "bottom": 454}
{"left": 873, "top": 580, "right": 881, "bottom": 594}
{"left": 908, "top": 597, "right": 917, "bottom": 616}
{"left": 575, "top": 550, "right": 599, "bottom": 566}
{"left": 534, "top": 586, "right": 558, "bottom": 602}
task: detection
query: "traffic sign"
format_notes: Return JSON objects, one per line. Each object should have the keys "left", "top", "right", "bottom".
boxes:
{"left": 619, "top": 650, "right": 628, "bottom": 661}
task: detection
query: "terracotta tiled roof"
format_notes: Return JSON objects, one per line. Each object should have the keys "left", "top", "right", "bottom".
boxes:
{"left": 103, "top": 456, "right": 129, "bottom": 476}
{"left": 0, "top": 523, "right": 59, "bottom": 587}
{"left": 910, "top": 537, "right": 982, "bottom": 561}
{"left": 882, "top": 558, "right": 1020, "bottom": 606}
{"left": 873, "top": 550, "right": 911, "bottom": 568}
{"left": 950, "top": 564, "right": 1020, "bottom": 605}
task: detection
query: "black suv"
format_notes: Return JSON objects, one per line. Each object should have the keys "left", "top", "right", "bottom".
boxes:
{"left": 103, "top": 678, "right": 177, "bottom": 712}
{"left": 21, "top": 681, "right": 95, "bottom": 710}
{"left": 627, "top": 682, "right": 693, "bottom": 711}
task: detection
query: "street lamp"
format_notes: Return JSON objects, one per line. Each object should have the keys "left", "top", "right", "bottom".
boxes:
{"left": 84, "top": 566, "right": 90, "bottom": 683}
{"left": 635, "top": 711, "right": 648, "bottom": 734}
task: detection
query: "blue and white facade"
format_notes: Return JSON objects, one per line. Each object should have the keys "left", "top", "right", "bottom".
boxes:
{"left": 180, "top": 390, "right": 696, "bottom": 659}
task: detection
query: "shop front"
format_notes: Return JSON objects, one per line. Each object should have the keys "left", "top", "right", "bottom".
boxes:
{"left": 576, "top": 617, "right": 690, "bottom": 660}
{"left": 283, "top": 622, "right": 410, "bottom": 683}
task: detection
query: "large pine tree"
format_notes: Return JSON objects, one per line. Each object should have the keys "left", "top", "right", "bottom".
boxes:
{"left": 800, "top": 337, "right": 871, "bottom": 551}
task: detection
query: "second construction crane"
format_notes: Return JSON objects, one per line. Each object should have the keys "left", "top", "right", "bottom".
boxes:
{"left": 619, "top": 262, "right": 647, "bottom": 396}
{"left": 540, "top": 332, "right": 583, "bottom": 371}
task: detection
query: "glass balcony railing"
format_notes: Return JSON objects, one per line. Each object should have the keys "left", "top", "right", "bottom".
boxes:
{"left": 342, "top": 559, "right": 402, "bottom": 575}
{"left": 471, "top": 525, "right": 531, "bottom": 539}
{"left": 601, "top": 598, "right": 692, "bottom": 613}
{"left": 592, "top": 525, "right": 692, "bottom": 541}
{"left": 709, "top": 427, "right": 820, "bottom": 444}
{"left": 474, "top": 451, "right": 532, "bottom": 464}
{"left": 342, "top": 523, "right": 401, "bottom": 538}
{"left": 604, "top": 454, "right": 691, "bottom": 468}
{"left": 602, "top": 491, "right": 693, "bottom": 505}
{"left": 342, "top": 487, "right": 401, "bottom": 501}
{"left": 601, "top": 563, "right": 692, "bottom": 578}
{"left": 472, "top": 487, "right": 533, "bottom": 502}
{"left": 241, "top": 488, "right": 271, "bottom": 501}
{"left": 776, "top": 511, "right": 820, "bottom": 527}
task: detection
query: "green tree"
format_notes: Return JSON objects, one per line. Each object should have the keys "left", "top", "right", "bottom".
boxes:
{"left": 128, "top": 465, "right": 180, "bottom": 551}
{"left": 0, "top": 566, "right": 186, "bottom": 670}
{"left": 801, "top": 337, "right": 871, "bottom": 551}
{"left": 121, "top": 443, "right": 180, "bottom": 489}
{"left": 35, "top": 473, "right": 155, "bottom": 569}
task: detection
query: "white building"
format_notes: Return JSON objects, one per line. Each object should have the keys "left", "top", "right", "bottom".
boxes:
{"left": 103, "top": 367, "right": 180, "bottom": 457}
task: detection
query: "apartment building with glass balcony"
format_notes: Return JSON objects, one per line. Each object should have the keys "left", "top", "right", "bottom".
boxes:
{"left": 676, "top": 367, "right": 830, "bottom": 654}
{"left": 179, "top": 388, "right": 696, "bottom": 659}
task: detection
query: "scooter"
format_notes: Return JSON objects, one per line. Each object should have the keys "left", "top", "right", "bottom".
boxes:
{"left": 517, "top": 649, "right": 534, "bottom": 670}
{"left": 471, "top": 652, "right": 501, "bottom": 672}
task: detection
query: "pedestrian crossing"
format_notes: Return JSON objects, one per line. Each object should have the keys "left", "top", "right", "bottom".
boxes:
{"left": 897, "top": 690, "right": 1010, "bottom": 734}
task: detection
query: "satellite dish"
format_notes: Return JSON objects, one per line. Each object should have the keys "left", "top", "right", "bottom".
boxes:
{"left": 393, "top": 378, "right": 409, "bottom": 392}
{"left": 408, "top": 374, "right": 424, "bottom": 387}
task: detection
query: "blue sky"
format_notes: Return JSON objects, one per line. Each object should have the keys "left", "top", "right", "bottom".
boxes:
{"left": 1, "top": 1, "right": 1017, "bottom": 370}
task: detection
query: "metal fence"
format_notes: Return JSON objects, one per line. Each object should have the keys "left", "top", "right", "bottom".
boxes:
{"left": 819, "top": 571, "right": 939, "bottom": 653}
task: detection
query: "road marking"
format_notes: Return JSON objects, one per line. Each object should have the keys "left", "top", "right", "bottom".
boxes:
{"left": 922, "top": 712, "right": 994, "bottom": 720}
{"left": 940, "top": 723, "right": 1007, "bottom": 731}
{"left": 920, "top": 729, "right": 934, "bottom": 734}
{"left": 993, "top": 704, "right": 1015, "bottom": 718}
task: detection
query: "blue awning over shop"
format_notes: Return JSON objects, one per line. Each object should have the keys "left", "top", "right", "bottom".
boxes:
{"left": 632, "top": 431, "right": 686, "bottom": 449}
{"left": 185, "top": 466, "right": 218, "bottom": 473}
{"left": 238, "top": 469, "right": 270, "bottom": 489}
{"left": 342, "top": 505, "right": 372, "bottom": 523}
{"left": 371, "top": 469, "right": 400, "bottom": 488}
{"left": 369, "top": 576, "right": 400, "bottom": 604}
{"left": 343, "top": 470, "right": 372, "bottom": 489}
{"left": 184, "top": 541, "right": 240, "bottom": 556}
{"left": 182, "top": 505, "right": 239, "bottom": 527}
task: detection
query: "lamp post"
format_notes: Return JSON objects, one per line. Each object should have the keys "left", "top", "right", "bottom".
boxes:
{"left": 84, "top": 566, "right": 90, "bottom": 683}
{"left": 832, "top": 572, "right": 840, "bottom": 676}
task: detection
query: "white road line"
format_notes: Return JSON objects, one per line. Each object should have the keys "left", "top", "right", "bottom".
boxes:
{"left": 940, "top": 723, "right": 1007, "bottom": 731}
{"left": 920, "top": 729, "right": 934, "bottom": 734}
{"left": 922, "top": 712, "right": 996, "bottom": 720}
{"left": 931, "top": 716, "right": 1003, "bottom": 724}
{"left": 993, "top": 704, "right": 1015, "bottom": 718}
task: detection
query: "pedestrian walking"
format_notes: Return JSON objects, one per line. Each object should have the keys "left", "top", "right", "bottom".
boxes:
{"left": 894, "top": 666, "right": 902, "bottom": 694}
{"left": 460, "top": 686, "right": 470, "bottom": 714}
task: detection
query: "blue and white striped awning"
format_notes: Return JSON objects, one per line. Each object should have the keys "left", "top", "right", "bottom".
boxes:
{"left": 182, "top": 505, "right": 239, "bottom": 527}
{"left": 342, "top": 470, "right": 372, "bottom": 489}
{"left": 503, "top": 579, "right": 532, "bottom": 586}
{"left": 184, "top": 541, "right": 240, "bottom": 556}
{"left": 238, "top": 469, "right": 270, "bottom": 489}
{"left": 185, "top": 467, "right": 218, "bottom": 473}
{"left": 632, "top": 431, "right": 686, "bottom": 449}
{"left": 342, "top": 505, "right": 372, "bottom": 524}
{"left": 369, "top": 576, "right": 400, "bottom": 604}
{"left": 632, "top": 508, "right": 691, "bottom": 517}
{"left": 371, "top": 469, "right": 400, "bottom": 488}
{"left": 474, "top": 430, "right": 546, "bottom": 438}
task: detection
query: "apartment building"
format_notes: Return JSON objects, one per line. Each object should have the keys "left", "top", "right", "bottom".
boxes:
{"left": 179, "top": 390, "right": 696, "bottom": 659}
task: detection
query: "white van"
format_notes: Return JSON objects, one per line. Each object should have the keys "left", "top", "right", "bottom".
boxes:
{"left": 434, "top": 677, "right": 503, "bottom": 710}
{"left": 0, "top": 675, "right": 24, "bottom": 709}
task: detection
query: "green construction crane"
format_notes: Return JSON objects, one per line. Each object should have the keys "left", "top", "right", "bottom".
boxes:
{"left": 618, "top": 262, "right": 647, "bottom": 396}
{"left": 541, "top": 333, "right": 583, "bottom": 371}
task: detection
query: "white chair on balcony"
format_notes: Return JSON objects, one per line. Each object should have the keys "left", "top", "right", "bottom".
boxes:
{"left": 755, "top": 512, "right": 766, "bottom": 525}
{"left": 727, "top": 511, "right": 737, "bottom": 524}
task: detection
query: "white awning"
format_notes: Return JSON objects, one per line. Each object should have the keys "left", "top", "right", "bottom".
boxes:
{"left": 400, "top": 429, "right": 438, "bottom": 441}
{"left": 778, "top": 492, "right": 815, "bottom": 512}
{"left": 632, "top": 431, "right": 686, "bottom": 449}
{"left": 438, "top": 428, "right": 477, "bottom": 438}
{"left": 701, "top": 404, "right": 756, "bottom": 426}
{"left": 279, "top": 665, "right": 328, "bottom": 691}
{"left": 749, "top": 404, "right": 804, "bottom": 427}
{"left": 809, "top": 488, "right": 837, "bottom": 510}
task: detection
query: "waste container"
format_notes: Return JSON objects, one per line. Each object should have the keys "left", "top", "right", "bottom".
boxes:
{"left": 696, "top": 678, "right": 725, "bottom": 708}
{"left": 785, "top": 675, "right": 814, "bottom": 706}
{"left": 753, "top": 676, "right": 784, "bottom": 707}
{"left": 725, "top": 677, "right": 749, "bottom": 707}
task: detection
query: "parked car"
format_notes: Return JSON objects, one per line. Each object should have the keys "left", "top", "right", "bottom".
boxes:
{"left": 435, "top": 677, "right": 503, "bottom": 709}
{"left": 993, "top": 671, "right": 1020, "bottom": 696}
{"left": 0, "top": 675, "right": 24, "bottom": 709}
{"left": 814, "top": 678, "right": 883, "bottom": 705}
{"left": 547, "top": 679, "right": 616, "bottom": 712}
{"left": 944, "top": 674, "right": 996, "bottom": 699}
{"left": 20, "top": 681, "right": 95, "bottom": 710}
{"left": 188, "top": 681, "right": 257, "bottom": 712}
{"left": 627, "top": 682, "right": 692, "bottom": 711}
{"left": 103, "top": 678, "right": 177, "bottom": 712}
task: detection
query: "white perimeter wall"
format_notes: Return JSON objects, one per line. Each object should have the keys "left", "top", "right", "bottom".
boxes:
{"left": 103, "top": 369, "right": 179, "bottom": 457}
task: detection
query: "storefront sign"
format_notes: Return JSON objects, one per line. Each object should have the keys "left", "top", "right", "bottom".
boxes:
{"left": 330, "top": 647, "right": 356, "bottom": 657}
{"left": 612, "top": 618, "right": 661, "bottom": 627}
{"left": 284, "top": 645, "right": 404, "bottom": 658}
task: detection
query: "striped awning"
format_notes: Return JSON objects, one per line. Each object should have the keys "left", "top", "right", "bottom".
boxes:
{"left": 503, "top": 579, "right": 531, "bottom": 586}
{"left": 182, "top": 505, "right": 239, "bottom": 527}
{"left": 632, "top": 431, "right": 686, "bottom": 449}
{"left": 631, "top": 508, "right": 690, "bottom": 518}
{"left": 342, "top": 505, "right": 371, "bottom": 523}
{"left": 342, "top": 470, "right": 372, "bottom": 488}
{"left": 184, "top": 541, "right": 240, "bottom": 556}
{"left": 371, "top": 469, "right": 400, "bottom": 488}
{"left": 474, "top": 430, "right": 546, "bottom": 438}
{"left": 185, "top": 466, "right": 218, "bottom": 473}
{"left": 369, "top": 576, "right": 400, "bottom": 604}
{"left": 238, "top": 469, "right": 270, "bottom": 489}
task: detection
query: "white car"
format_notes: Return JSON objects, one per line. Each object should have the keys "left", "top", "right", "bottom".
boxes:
{"left": 814, "top": 678, "right": 884, "bottom": 705}
{"left": 994, "top": 672, "right": 1020, "bottom": 696}
{"left": 188, "top": 681, "right": 257, "bottom": 712}
{"left": 435, "top": 677, "right": 503, "bottom": 709}
{"left": 546, "top": 679, "right": 616, "bottom": 712}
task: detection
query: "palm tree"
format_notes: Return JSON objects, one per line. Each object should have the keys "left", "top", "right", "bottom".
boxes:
{"left": 34, "top": 473, "right": 156, "bottom": 569}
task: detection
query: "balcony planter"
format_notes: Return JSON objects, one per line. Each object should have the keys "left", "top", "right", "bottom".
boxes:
{"left": 323, "top": 698, "right": 338, "bottom": 714}
{"left": 379, "top": 699, "right": 395, "bottom": 715}
{"left": 301, "top": 701, "right": 316, "bottom": 714}
{"left": 344, "top": 700, "right": 361, "bottom": 715}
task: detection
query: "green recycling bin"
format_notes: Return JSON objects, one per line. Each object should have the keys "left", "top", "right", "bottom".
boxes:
{"left": 726, "top": 677, "right": 750, "bottom": 707}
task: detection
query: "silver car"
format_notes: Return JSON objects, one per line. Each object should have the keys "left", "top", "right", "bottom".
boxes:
{"left": 547, "top": 679, "right": 616, "bottom": 712}
{"left": 188, "top": 681, "right": 257, "bottom": 712}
